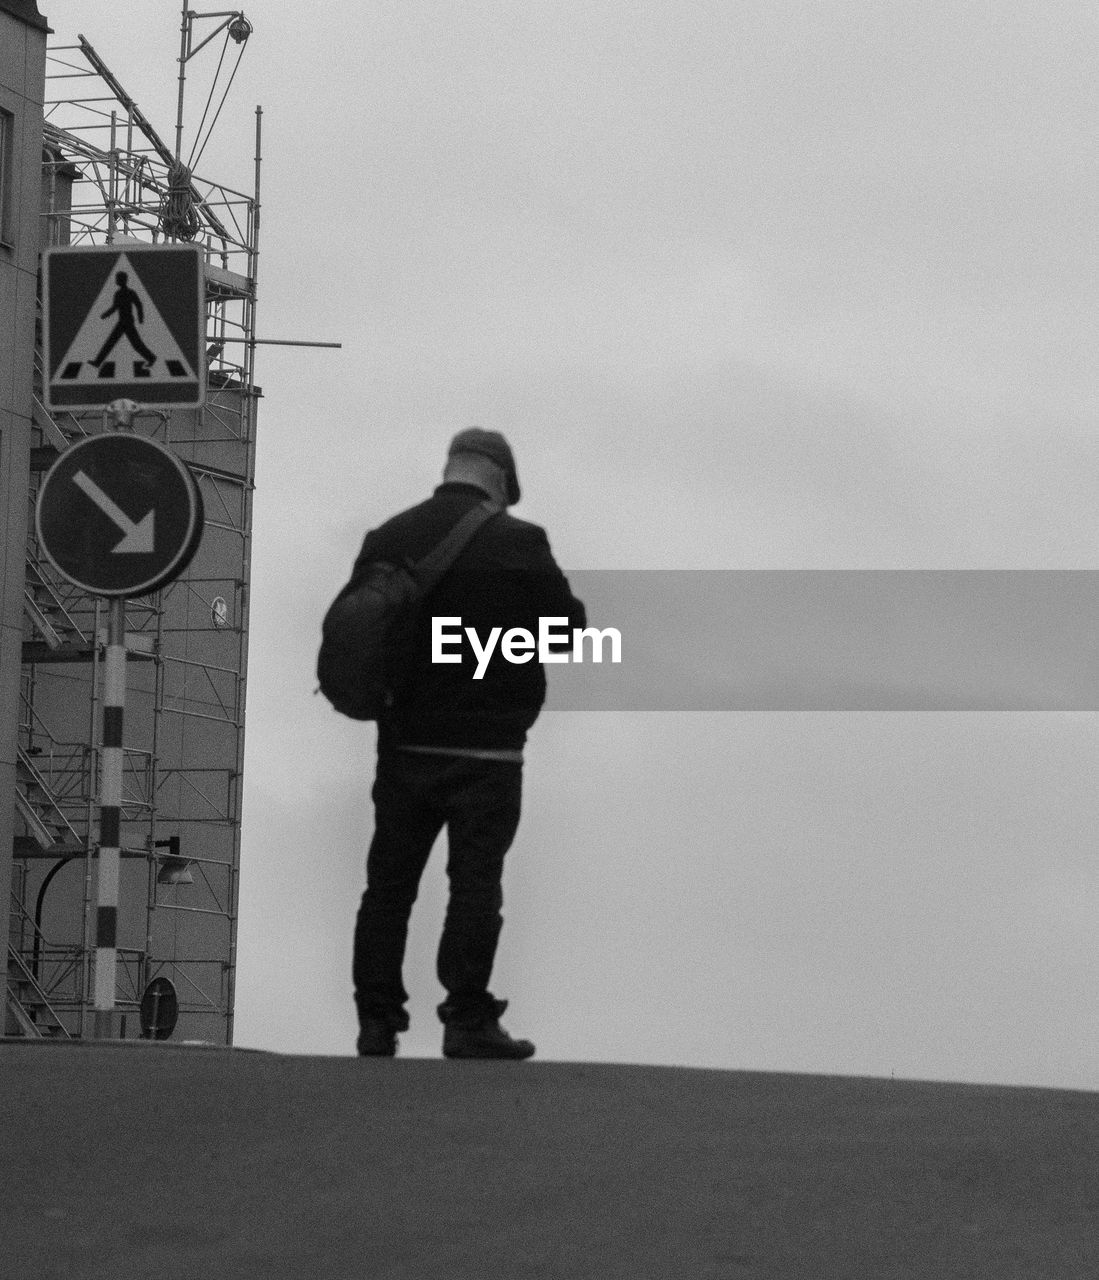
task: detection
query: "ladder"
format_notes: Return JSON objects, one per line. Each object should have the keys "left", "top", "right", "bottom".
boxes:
{"left": 5, "top": 945, "right": 73, "bottom": 1039}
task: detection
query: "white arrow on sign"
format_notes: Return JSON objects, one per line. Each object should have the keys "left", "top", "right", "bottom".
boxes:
{"left": 73, "top": 470, "right": 156, "bottom": 554}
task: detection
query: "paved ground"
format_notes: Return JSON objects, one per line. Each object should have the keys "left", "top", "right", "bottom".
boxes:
{"left": 4, "top": 1041, "right": 1098, "bottom": 1279}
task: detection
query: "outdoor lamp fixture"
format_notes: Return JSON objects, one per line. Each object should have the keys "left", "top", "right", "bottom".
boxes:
{"left": 155, "top": 836, "right": 194, "bottom": 886}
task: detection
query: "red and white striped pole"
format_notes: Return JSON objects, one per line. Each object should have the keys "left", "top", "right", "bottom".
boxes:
{"left": 93, "top": 594, "right": 126, "bottom": 1038}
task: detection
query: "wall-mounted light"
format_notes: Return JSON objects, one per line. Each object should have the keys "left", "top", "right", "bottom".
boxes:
{"left": 154, "top": 836, "right": 193, "bottom": 886}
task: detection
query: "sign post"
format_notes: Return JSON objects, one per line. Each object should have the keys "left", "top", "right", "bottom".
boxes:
{"left": 36, "top": 387, "right": 204, "bottom": 1036}
{"left": 41, "top": 242, "right": 205, "bottom": 1037}
{"left": 95, "top": 591, "right": 126, "bottom": 1039}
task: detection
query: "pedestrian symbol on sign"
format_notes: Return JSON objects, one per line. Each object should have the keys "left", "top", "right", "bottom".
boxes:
{"left": 43, "top": 243, "right": 205, "bottom": 410}
{"left": 55, "top": 253, "right": 195, "bottom": 388}
{"left": 91, "top": 271, "right": 158, "bottom": 376}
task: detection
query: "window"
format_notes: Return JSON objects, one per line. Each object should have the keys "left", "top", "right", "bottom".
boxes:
{"left": 0, "top": 109, "right": 14, "bottom": 246}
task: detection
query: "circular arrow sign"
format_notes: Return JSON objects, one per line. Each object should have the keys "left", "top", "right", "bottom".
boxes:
{"left": 36, "top": 433, "right": 203, "bottom": 597}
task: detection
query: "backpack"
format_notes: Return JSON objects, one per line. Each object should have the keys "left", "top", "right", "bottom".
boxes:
{"left": 316, "top": 500, "right": 499, "bottom": 721}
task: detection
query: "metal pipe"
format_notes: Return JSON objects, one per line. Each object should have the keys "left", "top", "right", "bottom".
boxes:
{"left": 175, "top": 5, "right": 189, "bottom": 162}
{"left": 107, "top": 110, "right": 117, "bottom": 241}
{"left": 214, "top": 338, "right": 342, "bottom": 348}
{"left": 32, "top": 858, "right": 76, "bottom": 983}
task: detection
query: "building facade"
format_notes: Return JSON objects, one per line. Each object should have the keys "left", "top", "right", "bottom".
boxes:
{"left": 0, "top": 0, "right": 50, "bottom": 997}
{"left": 4, "top": 6, "right": 260, "bottom": 1042}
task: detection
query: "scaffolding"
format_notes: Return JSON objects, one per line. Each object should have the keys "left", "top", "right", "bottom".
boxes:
{"left": 7, "top": 27, "right": 260, "bottom": 1043}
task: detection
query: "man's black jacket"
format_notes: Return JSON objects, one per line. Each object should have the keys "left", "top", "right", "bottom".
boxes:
{"left": 350, "top": 482, "right": 586, "bottom": 751}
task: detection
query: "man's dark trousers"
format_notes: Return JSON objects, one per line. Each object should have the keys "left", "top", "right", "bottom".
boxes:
{"left": 353, "top": 748, "right": 523, "bottom": 1031}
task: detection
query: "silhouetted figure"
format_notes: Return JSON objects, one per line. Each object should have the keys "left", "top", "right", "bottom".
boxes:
{"left": 92, "top": 271, "right": 156, "bottom": 369}
{"left": 350, "top": 429, "right": 585, "bottom": 1060}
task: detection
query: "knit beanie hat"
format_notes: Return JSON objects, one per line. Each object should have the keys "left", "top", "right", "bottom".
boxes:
{"left": 448, "top": 427, "right": 520, "bottom": 505}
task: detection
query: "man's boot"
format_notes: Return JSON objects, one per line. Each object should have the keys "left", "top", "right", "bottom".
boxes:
{"left": 440, "top": 999, "right": 535, "bottom": 1060}
{"left": 355, "top": 1001, "right": 406, "bottom": 1057}
{"left": 357, "top": 1018, "right": 397, "bottom": 1057}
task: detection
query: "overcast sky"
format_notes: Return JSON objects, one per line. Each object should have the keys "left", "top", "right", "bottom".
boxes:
{"left": 51, "top": 0, "right": 1099, "bottom": 1088}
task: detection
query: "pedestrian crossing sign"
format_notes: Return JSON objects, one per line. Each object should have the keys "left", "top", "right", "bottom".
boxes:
{"left": 43, "top": 242, "right": 205, "bottom": 410}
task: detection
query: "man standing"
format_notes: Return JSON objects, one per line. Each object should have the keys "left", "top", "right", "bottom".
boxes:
{"left": 351, "top": 429, "right": 585, "bottom": 1059}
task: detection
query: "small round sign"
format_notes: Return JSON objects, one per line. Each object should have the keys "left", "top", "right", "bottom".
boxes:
{"left": 36, "top": 432, "right": 203, "bottom": 597}
{"left": 139, "top": 976, "right": 179, "bottom": 1040}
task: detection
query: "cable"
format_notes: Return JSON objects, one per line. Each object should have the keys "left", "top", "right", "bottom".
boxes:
{"left": 189, "top": 38, "right": 248, "bottom": 174}
{"left": 159, "top": 158, "right": 200, "bottom": 241}
{"left": 186, "top": 33, "right": 230, "bottom": 171}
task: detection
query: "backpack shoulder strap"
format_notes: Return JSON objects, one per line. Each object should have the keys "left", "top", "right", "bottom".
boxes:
{"left": 412, "top": 499, "right": 500, "bottom": 595}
